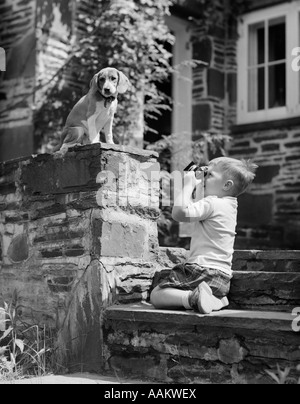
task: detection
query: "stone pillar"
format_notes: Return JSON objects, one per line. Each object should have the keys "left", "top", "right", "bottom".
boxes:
{"left": 0, "top": 144, "right": 160, "bottom": 371}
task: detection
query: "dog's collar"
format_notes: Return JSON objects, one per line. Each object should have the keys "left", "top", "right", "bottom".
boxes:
{"left": 98, "top": 92, "right": 117, "bottom": 108}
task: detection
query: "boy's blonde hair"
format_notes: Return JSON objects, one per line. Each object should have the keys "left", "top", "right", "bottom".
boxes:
{"left": 210, "top": 157, "right": 258, "bottom": 197}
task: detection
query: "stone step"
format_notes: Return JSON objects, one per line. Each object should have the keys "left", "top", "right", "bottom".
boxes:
{"left": 151, "top": 269, "right": 300, "bottom": 313}
{"left": 106, "top": 304, "right": 296, "bottom": 332}
{"left": 229, "top": 271, "right": 300, "bottom": 312}
{"left": 104, "top": 303, "right": 300, "bottom": 384}
{"left": 158, "top": 248, "right": 300, "bottom": 273}
{"left": 155, "top": 248, "right": 300, "bottom": 312}
{"left": 232, "top": 250, "right": 300, "bottom": 273}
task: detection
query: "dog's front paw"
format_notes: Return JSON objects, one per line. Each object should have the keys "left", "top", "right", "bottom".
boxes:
{"left": 53, "top": 151, "right": 65, "bottom": 159}
{"left": 53, "top": 146, "right": 69, "bottom": 159}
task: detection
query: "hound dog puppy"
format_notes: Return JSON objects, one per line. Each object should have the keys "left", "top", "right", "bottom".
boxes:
{"left": 54, "top": 67, "right": 130, "bottom": 154}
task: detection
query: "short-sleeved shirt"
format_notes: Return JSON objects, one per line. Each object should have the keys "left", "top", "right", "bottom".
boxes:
{"left": 186, "top": 196, "right": 238, "bottom": 277}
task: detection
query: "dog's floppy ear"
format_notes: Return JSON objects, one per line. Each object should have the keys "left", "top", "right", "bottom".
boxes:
{"left": 117, "top": 71, "right": 130, "bottom": 94}
{"left": 90, "top": 74, "right": 98, "bottom": 90}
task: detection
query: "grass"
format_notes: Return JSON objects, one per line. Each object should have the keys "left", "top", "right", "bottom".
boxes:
{"left": 0, "top": 298, "right": 54, "bottom": 382}
{"left": 266, "top": 364, "right": 300, "bottom": 385}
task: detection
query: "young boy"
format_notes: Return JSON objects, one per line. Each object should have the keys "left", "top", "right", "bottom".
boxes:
{"left": 150, "top": 157, "right": 258, "bottom": 314}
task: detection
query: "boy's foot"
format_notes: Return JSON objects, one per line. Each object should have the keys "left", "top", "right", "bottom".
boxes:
{"left": 189, "top": 282, "right": 229, "bottom": 314}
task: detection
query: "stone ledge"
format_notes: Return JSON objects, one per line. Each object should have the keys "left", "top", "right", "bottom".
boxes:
{"left": 0, "top": 143, "right": 159, "bottom": 166}
{"left": 233, "top": 250, "right": 300, "bottom": 261}
{"left": 86, "top": 143, "right": 159, "bottom": 159}
{"left": 105, "top": 304, "right": 298, "bottom": 333}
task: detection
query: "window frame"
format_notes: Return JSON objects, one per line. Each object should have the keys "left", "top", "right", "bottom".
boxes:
{"left": 165, "top": 15, "right": 193, "bottom": 172}
{"left": 166, "top": 15, "right": 192, "bottom": 140}
{"left": 237, "top": 1, "right": 300, "bottom": 125}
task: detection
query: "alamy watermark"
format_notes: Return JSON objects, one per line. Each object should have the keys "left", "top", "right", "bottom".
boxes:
{"left": 292, "top": 308, "right": 300, "bottom": 332}
{"left": 292, "top": 47, "right": 300, "bottom": 72}
{"left": 95, "top": 162, "right": 206, "bottom": 210}
{"left": 0, "top": 47, "right": 6, "bottom": 72}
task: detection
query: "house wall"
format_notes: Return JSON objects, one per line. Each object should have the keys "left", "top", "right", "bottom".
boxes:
{"left": 35, "top": 0, "right": 73, "bottom": 98}
{"left": 34, "top": 0, "right": 80, "bottom": 153}
{"left": 190, "top": 7, "right": 231, "bottom": 139}
{"left": 0, "top": 0, "right": 36, "bottom": 162}
{"left": 229, "top": 1, "right": 300, "bottom": 249}
{"left": 173, "top": 0, "right": 237, "bottom": 139}
{"left": 185, "top": 0, "right": 300, "bottom": 249}
{"left": 0, "top": 0, "right": 94, "bottom": 161}
{"left": 230, "top": 125, "right": 300, "bottom": 249}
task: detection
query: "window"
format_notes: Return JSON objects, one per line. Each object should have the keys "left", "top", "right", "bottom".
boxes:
{"left": 237, "top": 2, "right": 300, "bottom": 124}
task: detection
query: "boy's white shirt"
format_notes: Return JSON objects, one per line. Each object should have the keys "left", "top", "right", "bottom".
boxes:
{"left": 186, "top": 195, "right": 238, "bottom": 277}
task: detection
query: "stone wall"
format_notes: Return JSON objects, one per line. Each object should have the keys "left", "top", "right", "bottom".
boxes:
{"left": 0, "top": 0, "right": 100, "bottom": 160}
{"left": 188, "top": 0, "right": 300, "bottom": 249}
{"left": 0, "top": 0, "right": 36, "bottom": 161}
{"left": 35, "top": 0, "right": 73, "bottom": 96}
{"left": 188, "top": 0, "right": 238, "bottom": 138}
{"left": 227, "top": 0, "right": 300, "bottom": 249}
{"left": 157, "top": 247, "right": 300, "bottom": 313}
{"left": 104, "top": 305, "right": 300, "bottom": 384}
{"left": 0, "top": 144, "right": 299, "bottom": 374}
{"left": 104, "top": 245, "right": 300, "bottom": 383}
{"left": 191, "top": 10, "right": 229, "bottom": 137}
{"left": 0, "top": 0, "right": 75, "bottom": 160}
{"left": 230, "top": 126, "right": 300, "bottom": 249}
{"left": 0, "top": 144, "right": 160, "bottom": 371}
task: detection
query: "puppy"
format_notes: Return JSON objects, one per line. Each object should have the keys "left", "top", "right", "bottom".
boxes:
{"left": 54, "top": 67, "right": 130, "bottom": 154}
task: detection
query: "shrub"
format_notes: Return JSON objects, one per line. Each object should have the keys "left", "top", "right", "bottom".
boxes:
{"left": 0, "top": 299, "right": 52, "bottom": 381}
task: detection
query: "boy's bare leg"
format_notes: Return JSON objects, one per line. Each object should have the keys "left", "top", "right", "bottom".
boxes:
{"left": 151, "top": 283, "right": 229, "bottom": 314}
{"left": 150, "top": 286, "right": 191, "bottom": 310}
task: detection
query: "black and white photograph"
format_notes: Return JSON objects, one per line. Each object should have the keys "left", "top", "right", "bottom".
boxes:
{"left": 0, "top": 0, "right": 299, "bottom": 387}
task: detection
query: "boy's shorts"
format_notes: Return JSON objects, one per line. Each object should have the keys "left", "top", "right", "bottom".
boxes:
{"left": 155, "top": 263, "right": 232, "bottom": 298}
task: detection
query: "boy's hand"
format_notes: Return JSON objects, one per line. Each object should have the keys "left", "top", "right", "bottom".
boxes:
{"left": 173, "top": 171, "right": 205, "bottom": 222}
{"left": 184, "top": 171, "right": 203, "bottom": 189}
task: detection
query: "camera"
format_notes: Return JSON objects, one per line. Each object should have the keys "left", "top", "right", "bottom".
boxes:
{"left": 183, "top": 162, "right": 209, "bottom": 177}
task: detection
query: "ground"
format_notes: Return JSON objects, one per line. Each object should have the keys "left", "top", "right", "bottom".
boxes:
{"left": 0, "top": 373, "right": 150, "bottom": 385}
